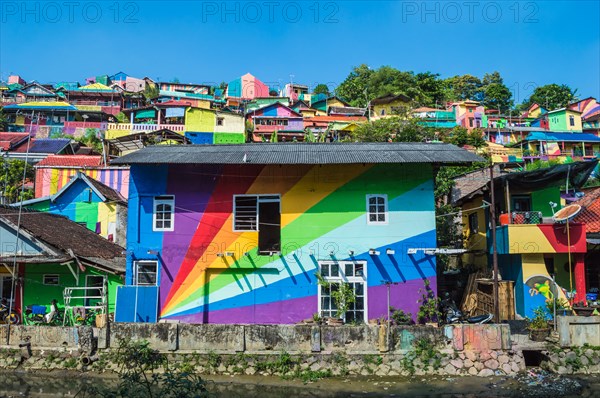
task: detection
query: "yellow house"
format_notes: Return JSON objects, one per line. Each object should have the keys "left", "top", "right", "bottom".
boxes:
{"left": 369, "top": 94, "right": 412, "bottom": 119}
{"left": 522, "top": 103, "right": 547, "bottom": 119}
{"left": 547, "top": 108, "right": 583, "bottom": 132}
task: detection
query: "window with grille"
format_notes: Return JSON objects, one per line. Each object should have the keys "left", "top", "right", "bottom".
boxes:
{"left": 468, "top": 212, "right": 479, "bottom": 234}
{"left": 366, "top": 194, "right": 388, "bottom": 224}
{"left": 134, "top": 261, "right": 158, "bottom": 286}
{"left": 233, "top": 195, "right": 281, "bottom": 254}
{"left": 318, "top": 261, "right": 366, "bottom": 323}
{"left": 153, "top": 196, "right": 174, "bottom": 231}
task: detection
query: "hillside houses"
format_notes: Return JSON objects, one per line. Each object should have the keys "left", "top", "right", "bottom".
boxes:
{"left": 2, "top": 71, "right": 600, "bottom": 326}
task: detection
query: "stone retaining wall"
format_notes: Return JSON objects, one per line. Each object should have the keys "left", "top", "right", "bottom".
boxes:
{"left": 0, "top": 322, "right": 598, "bottom": 376}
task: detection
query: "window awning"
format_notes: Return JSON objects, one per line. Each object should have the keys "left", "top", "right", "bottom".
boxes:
{"left": 135, "top": 109, "right": 156, "bottom": 119}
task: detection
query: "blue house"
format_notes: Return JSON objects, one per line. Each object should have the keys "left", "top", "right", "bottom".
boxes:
{"left": 15, "top": 172, "right": 127, "bottom": 247}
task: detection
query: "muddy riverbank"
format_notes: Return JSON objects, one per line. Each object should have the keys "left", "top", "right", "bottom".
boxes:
{"left": 0, "top": 369, "right": 598, "bottom": 398}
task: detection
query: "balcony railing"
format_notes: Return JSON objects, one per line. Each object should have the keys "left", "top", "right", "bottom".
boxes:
{"left": 106, "top": 123, "right": 185, "bottom": 132}
{"left": 510, "top": 211, "right": 543, "bottom": 225}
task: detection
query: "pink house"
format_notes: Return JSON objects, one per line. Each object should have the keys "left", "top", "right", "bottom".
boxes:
{"left": 226, "top": 73, "right": 270, "bottom": 100}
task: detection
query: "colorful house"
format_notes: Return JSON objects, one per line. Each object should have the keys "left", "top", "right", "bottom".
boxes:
{"left": 282, "top": 83, "right": 309, "bottom": 102}
{"left": 514, "top": 132, "right": 600, "bottom": 161}
{"left": 0, "top": 206, "right": 125, "bottom": 319}
{"left": 225, "top": 73, "right": 270, "bottom": 100}
{"left": 311, "top": 96, "right": 351, "bottom": 115}
{"left": 521, "top": 103, "right": 547, "bottom": 119}
{"left": 452, "top": 100, "right": 484, "bottom": 131}
{"left": 452, "top": 161, "right": 597, "bottom": 317}
{"left": 413, "top": 107, "right": 457, "bottom": 128}
{"left": 184, "top": 108, "right": 245, "bottom": 144}
{"left": 583, "top": 113, "right": 600, "bottom": 136}
{"left": 15, "top": 172, "right": 127, "bottom": 247}
{"left": 568, "top": 97, "right": 600, "bottom": 120}
{"left": 33, "top": 155, "right": 130, "bottom": 199}
{"left": 547, "top": 108, "right": 583, "bottom": 132}
{"left": 105, "top": 102, "right": 245, "bottom": 144}
{"left": 112, "top": 142, "right": 482, "bottom": 324}
{"left": 246, "top": 103, "right": 304, "bottom": 142}
{"left": 246, "top": 97, "right": 289, "bottom": 113}
{"left": 370, "top": 94, "right": 411, "bottom": 119}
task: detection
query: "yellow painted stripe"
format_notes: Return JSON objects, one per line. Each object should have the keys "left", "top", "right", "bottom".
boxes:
{"left": 162, "top": 164, "right": 372, "bottom": 314}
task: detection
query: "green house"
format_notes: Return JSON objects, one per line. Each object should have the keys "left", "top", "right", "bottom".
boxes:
{"left": 0, "top": 206, "right": 125, "bottom": 323}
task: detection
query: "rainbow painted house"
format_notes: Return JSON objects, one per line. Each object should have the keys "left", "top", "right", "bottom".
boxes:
{"left": 112, "top": 143, "right": 481, "bottom": 324}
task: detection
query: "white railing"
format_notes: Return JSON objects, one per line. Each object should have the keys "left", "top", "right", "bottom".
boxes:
{"left": 106, "top": 123, "right": 185, "bottom": 132}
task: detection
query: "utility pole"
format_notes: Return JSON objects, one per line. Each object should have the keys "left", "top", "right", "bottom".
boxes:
{"left": 490, "top": 164, "right": 500, "bottom": 322}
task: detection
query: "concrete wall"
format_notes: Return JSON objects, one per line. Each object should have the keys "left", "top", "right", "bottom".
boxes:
{"left": 558, "top": 316, "right": 600, "bottom": 347}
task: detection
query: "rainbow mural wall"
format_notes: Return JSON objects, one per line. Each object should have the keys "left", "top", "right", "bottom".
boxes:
{"left": 120, "top": 162, "right": 439, "bottom": 324}
{"left": 35, "top": 167, "right": 130, "bottom": 199}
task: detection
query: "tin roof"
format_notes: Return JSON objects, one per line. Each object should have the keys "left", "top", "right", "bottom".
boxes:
{"left": 112, "top": 142, "right": 484, "bottom": 165}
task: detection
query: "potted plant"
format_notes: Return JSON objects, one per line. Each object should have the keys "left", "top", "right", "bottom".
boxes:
{"left": 545, "top": 297, "right": 572, "bottom": 318}
{"left": 527, "top": 306, "right": 551, "bottom": 341}
{"left": 390, "top": 307, "right": 413, "bottom": 325}
{"left": 316, "top": 273, "right": 356, "bottom": 325}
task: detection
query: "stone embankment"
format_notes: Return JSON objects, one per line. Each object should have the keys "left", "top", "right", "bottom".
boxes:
{"left": 0, "top": 317, "right": 599, "bottom": 377}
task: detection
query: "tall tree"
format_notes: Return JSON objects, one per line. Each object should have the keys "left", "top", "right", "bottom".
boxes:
{"left": 335, "top": 64, "right": 374, "bottom": 107}
{"left": 415, "top": 72, "right": 447, "bottom": 107}
{"left": 313, "top": 84, "right": 330, "bottom": 96}
{"left": 445, "top": 75, "right": 483, "bottom": 101}
{"left": 482, "top": 71, "right": 503, "bottom": 86}
{"left": 523, "top": 84, "right": 578, "bottom": 110}
{"left": 482, "top": 83, "right": 514, "bottom": 113}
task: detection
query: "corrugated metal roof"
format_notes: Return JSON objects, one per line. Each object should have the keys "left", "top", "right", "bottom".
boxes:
{"left": 112, "top": 142, "right": 484, "bottom": 165}
{"left": 28, "top": 139, "right": 71, "bottom": 154}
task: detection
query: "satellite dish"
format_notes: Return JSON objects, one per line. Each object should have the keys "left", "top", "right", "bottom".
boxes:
{"left": 552, "top": 204, "right": 581, "bottom": 223}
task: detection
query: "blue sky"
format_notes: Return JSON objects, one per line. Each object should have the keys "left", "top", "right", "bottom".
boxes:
{"left": 1, "top": 0, "right": 599, "bottom": 104}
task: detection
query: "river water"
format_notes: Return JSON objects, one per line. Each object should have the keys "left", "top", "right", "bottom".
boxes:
{"left": 0, "top": 370, "right": 598, "bottom": 397}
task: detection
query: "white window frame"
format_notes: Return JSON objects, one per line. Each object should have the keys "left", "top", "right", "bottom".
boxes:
{"left": 366, "top": 194, "right": 388, "bottom": 225}
{"left": 233, "top": 194, "right": 281, "bottom": 232}
{"left": 153, "top": 195, "right": 175, "bottom": 232}
{"left": 317, "top": 261, "right": 367, "bottom": 323}
{"left": 43, "top": 274, "right": 60, "bottom": 286}
{"left": 134, "top": 260, "right": 158, "bottom": 286}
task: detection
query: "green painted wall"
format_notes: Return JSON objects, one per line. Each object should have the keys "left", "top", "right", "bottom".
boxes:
{"left": 531, "top": 187, "right": 561, "bottom": 217}
{"left": 74, "top": 202, "right": 100, "bottom": 231}
{"left": 184, "top": 108, "right": 215, "bottom": 132}
{"left": 214, "top": 132, "right": 245, "bottom": 144}
{"left": 28, "top": 200, "right": 51, "bottom": 212}
{"left": 23, "top": 263, "right": 121, "bottom": 314}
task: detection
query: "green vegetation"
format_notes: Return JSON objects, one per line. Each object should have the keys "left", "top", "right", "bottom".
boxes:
{"left": 389, "top": 307, "right": 413, "bottom": 325}
{"left": 417, "top": 279, "right": 441, "bottom": 324}
{"left": 526, "top": 306, "right": 550, "bottom": 330}
{"left": 315, "top": 273, "right": 356, "bottom": 319}
{"left": 335, "top": 66, "right": 516, "bottom": 111}
{"left": 401, "top": 337, "right": 446, "bottom": 374}
{"left": 77, "top": 339, "right": 209, "bottom": 398}
{"left": 521, "top": 83, "right": 578, "bottom": 111}
{"left": 0, "top": 157, "right": 35, "bottom": 203}
{"left": 312, "top": 84, "right": 330, "bottom": 96}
